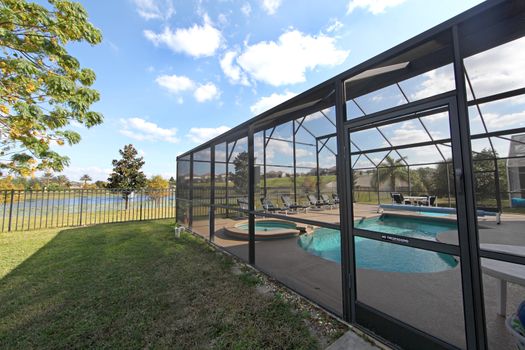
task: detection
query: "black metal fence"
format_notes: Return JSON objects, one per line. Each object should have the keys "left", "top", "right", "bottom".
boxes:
{"left": 0, "top": 188, "right": 176, "bottom": 232}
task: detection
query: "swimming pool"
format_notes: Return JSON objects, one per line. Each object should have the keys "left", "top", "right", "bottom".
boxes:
{"left": 298, "top": 215, "right": 458, "bottom": 273}
{"left": 236, "top": 221, "right": 297, "bottom": 231}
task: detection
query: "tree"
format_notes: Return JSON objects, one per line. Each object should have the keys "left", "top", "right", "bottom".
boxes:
{"left": 230, "top": 151, "right": 249, "bottom": 195}
{"left": 0, "top": 175, "right": 22, "bottom": 190}
{"left": 301, "top": 175, "right": 316, "bottom": 193}
{"left": 472, "top": 148, "right": 507, "bottom": 203}
{"left": 432, "top": 160, "right": 454, "bottom": 198}
{"left": 168, "top": 176, "right": 176, "bottom": 189}
{"left": 80, "top": 174, "right": 91, "bottom": 187}
{"left": 94, "top": 180, "right": 106, "bottom": 188}
{"left": 55, "top": 175, "right": 70, "bottom": 189}
{"left": 146, "top": 175, "right": 169, "bottom": 202}
{"left": 374, "top": 156, "right": 408, "bottom": 191}
{"left": 0, "top": 0, "right": 103, "bottom": 176}
{"left": 107, "top": 144, "right": 147, "bottom": 209}
{"left": 41, "top": 170, "right": 53, "bottom": 187}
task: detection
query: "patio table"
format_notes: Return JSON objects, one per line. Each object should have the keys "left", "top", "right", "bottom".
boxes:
{"left": 402, "top": 196, "right": 429, "bottom": 205}
{"left": 480, "top": 243, "right": 525, "bottom": 316}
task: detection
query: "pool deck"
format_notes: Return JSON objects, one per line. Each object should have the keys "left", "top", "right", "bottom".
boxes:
{"left": 190, "top": 204, "right": 524, "bottom": 348}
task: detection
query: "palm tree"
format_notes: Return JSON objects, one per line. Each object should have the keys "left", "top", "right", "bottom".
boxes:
{"left": 375, "top": 156, "right": 408, "bottom": 191}
{"left": 80, "top": 174, "right": 92, "bottom": 187}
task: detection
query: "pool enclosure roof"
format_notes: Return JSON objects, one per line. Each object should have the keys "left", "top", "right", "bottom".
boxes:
{"left": 178, "top": 0, "right": 525, "bottom": 159}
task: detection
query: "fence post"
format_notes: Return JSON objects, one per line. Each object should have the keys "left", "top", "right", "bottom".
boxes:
{"left": 139, "top": 191, "right": 143, "bottom": 221}
{"left": 79, "top": 190, "right": 84, "bottom": 226}
{"left": 7, "top": 190, "right": 14, "bottom": 232}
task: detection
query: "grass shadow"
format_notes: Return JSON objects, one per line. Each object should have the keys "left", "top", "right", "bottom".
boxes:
{"left": 0, "top": 220, "right": 320, "bottom": 349}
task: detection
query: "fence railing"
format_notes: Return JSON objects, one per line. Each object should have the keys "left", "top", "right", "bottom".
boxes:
{"left": 0, "top": 188, "right": 176, "bottom": 232}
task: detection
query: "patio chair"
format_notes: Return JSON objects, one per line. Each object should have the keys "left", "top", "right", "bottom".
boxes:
{"left": 260, "top": 197, "right": 287, "bottom": 214}
{"left": 281, "top": 195, "right": 308, "bottom": 213}
{"left": 332, "top": 193, "right": 340, "bottom": 205}
{"left": 418, "top": 195, "right": 437, "bottom": 207}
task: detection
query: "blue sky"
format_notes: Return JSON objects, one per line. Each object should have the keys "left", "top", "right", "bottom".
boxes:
{"left": 55, "top": 0, "right": 485, "bottom": 181}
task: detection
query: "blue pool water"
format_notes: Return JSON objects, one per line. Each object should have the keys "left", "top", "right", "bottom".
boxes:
{"left": 418, "top": 211, "right": 452, "bottom": 217}
{"left": 298, "top": 216, "right": 458, "bottom": 273}
{"left": 237, "top": 221, "right": 296, "bottom": 231}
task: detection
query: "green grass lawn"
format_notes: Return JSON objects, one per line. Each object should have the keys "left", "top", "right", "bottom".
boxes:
{"left": 0, "top": 220, "right": 344, "bottom": 349}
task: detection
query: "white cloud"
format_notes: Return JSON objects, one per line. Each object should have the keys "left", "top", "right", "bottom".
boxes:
{"left": 220, "top": 51, "right": 250, "bottom": 86}
{"left": 250, "top": 91, "right": 297, "bottom": 115}
{"left": 326, "top": 19, "right": 344, "bottom": 33}
{"left": 464, "top": 36, "right": 525, "bottom": 99}
{"left": 241, "top": 3, "right": 252, "bottom": 16}
{"left": 347, "top": 0, "right": 406, "bottom": 15}
{"left": 475, "top": 111, "right": 525, "bottom": 130}
{"left": 155, "top": 74, "right": 195, "bottom": 94}
{"left": 120, "top": 117, "right": 179, "bottom": 143}
{"left": 408, "top": 65, "right": 455, "bottom": 101}
{"left": 134, "top": 0, "right": 175, "bottom": 20}
{"left": 155, "top": 74, "right": 220, "bottom": 103}
{"left": 144, "top": 14, "right": 222, "bottom": 57}
{"left": 235, "top": 30, "right": 349, "bottom": 86}
{"left": 382, "top": 121, "right": 437, "bottom": 147}
{"left": 388, "top": 127, "right": 431, "bottom": 146}
{"left": 193, "top": 82, "right": 220, "bottom": 102}
{"left": 187, "top": 126, "right": 231, "bottom": 143}
{"left": 261, "top": 0, "right": 282, "bottom": 15}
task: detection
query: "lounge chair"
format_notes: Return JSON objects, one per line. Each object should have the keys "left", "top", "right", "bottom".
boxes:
{"left": 307, "top": 194, "right": 326, "bottom": 208}
{"left": 281, "top": 195, "right": 308, "bottom": 213}
{"left": 321, "top": 194, "right": 336, "bottom": 209}
{"left": 237, "top": 197, "right": 249, "bottom": 211}
{"left": 332, "top": 193, "right": 340, "bottom": 205}
{"left": 260, "top": 197, "right": 287, "bottom": 214}
{"left": 392, "top": 193, "right": 410, "bottom": 205}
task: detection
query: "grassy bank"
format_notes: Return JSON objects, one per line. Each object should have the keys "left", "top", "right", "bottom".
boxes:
{"left": 0, "top": 220, "right": 344, "bottom": 349}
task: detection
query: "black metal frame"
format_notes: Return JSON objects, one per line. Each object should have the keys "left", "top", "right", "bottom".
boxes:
{"left": 176, "top": 1, "right": 525, "bottom": 349}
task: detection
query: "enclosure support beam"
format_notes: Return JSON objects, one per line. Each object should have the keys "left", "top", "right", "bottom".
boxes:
{"left": 189, "top": 153, "right": 194, "bottom": 229}
{"left": 263, "top": 129, "right": 267, "bottom": 198}
{"left": 376, "top": 171, "right": 380, "bottom": 205}
{"left": 335, "top": 80, "right": 355, "bottom": 322}
{"left": 446, "top": 163, "right": 452, "bottom": 207}
{"left": 451, "top": 25, "right": 487, "bottom": 350}
{"left": 248, "top": 127, "right": 256, "bottom": 265}
{"left": 210, "top": 144, "right": 215, "bottom": 242}
{"left": 225, "top": 142, "right": 229, "bottom": 218}
{"left": 315, "top": 139, "right": 321, "bottom": 200}
{"left": 407, "top": 166, "right": 411, "bottom": 195}
{"left": 293, "top": 120, "right": 298, "bottom": 204}
{"left": 494, "top": 158, "right": 502, "bottom": 214}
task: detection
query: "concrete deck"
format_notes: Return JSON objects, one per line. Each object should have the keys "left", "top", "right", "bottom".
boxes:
{"left": 326, "top": 330, "right": 382, "bottom": 350}
{"left": 190, "top": 204, "right": 525, "bottom": 348}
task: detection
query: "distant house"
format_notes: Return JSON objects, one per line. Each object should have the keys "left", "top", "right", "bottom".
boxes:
{"left": 507, "top": 134, "right": 525, "bottom": 203}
